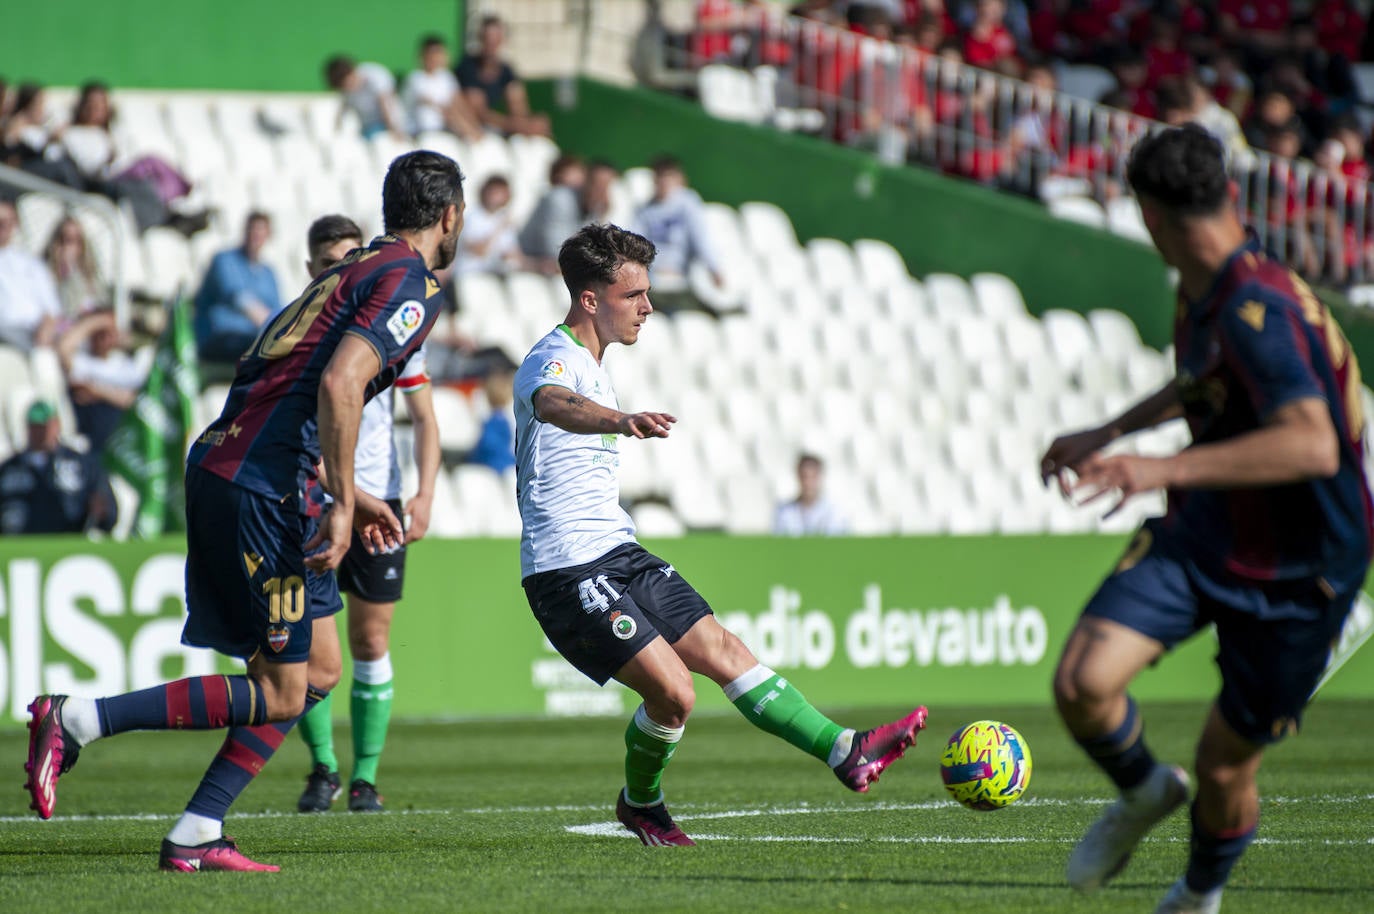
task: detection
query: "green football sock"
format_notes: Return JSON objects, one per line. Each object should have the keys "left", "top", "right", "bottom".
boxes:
{"left": 297, "top": 689, "right": 338, "bottom": 772}
{"left": 624, "top": 704, "right": 684, "bottom": 806}
{"left": 726, "top": 665, "right": 845, "bottom": 762}
{"left": 350, "top": 655, "right": 394, "bottom": 786}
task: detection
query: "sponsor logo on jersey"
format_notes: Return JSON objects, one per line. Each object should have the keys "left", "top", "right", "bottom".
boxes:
{"left": 541, "top": 359, "right": 566, "bottom": 379}
{"left": 386, "top": 301, "right": 426, "bottom": 346}
{"left": 609, "top": 610, "right": 637, "bottom": 640}
{"left": 266, "top": 625, "right": 291, "bottom": 652}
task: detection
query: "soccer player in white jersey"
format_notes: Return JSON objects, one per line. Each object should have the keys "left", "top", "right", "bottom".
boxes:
{"left": 514, "top": 224, "right": 929, "bottom": 845}
{"left": 294, "top": 215, "right": 441, "bottom": 812}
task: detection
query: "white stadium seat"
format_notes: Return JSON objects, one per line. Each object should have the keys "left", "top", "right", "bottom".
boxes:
{"left": 1049, "top": 195, "right": 1107, "bottom": 229}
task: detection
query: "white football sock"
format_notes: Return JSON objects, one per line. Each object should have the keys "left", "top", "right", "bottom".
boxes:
{"left": 61, "top": 697, "right": 102, "bottom": 747}
{"left": 166, "top": 811, "right": 223, "bottom": 846}
{"left": 827, "top": 729, "right": 857, "bottom": 768}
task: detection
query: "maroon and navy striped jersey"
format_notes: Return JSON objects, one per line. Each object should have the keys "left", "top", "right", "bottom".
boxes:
{"left": 1163, "top": 236, "right": 1373, "bottom": 588}
{"left": 188, "top": 235, "right": 443, "bottom": 501}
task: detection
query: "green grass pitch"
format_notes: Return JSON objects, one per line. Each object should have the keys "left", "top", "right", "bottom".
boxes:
{"left": 1, "top": 700, "right": 1370, "bottom": 913}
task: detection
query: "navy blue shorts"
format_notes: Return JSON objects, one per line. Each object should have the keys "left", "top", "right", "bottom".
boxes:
{"left": 1084, "top": 526, "right": 1359, "bottom": 744}
{"left": 337, "top": 498, "right": 407, "bottom": 603}
{"left": 183, "top": 467, "right": 342, "bottom": 663}
{"left": 522, "top": 543, "right": 714, "bottom": 685}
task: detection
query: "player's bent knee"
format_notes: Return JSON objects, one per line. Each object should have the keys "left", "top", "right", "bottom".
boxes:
{"left": 349, "top": 632, "right": 389, "bottom": 661}
{"left": 310, "top": 659, "right": 343, "bottom": 693}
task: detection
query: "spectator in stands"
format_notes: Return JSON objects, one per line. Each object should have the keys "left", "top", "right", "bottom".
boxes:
{"left": 0, "top": 83, "right": 85, "bottom": 190}
{"left": 193, "top": 211, "right": 281, "bottom": 365}
{"left": 56, "top": 309, "right": 144, "bottom": 451}
{"left": 773, "top": 454, "right": 848, "bottom": 536}
{"left": 518, "top": 157, "right": 618, "bottom": 274}
{"left": 1102, "top": 50, "right": 1156, "bottom": 119}
{"left": 1006, "top": 62, "right": 1064, "bottom": 186}
{"left": 1156, "top": 75, "right": 1252, "bottom": 168}
{"left": 466, "top": 351, "right": 518, "bottom": 474}
{"left": 1216, "top": 0, "right": 1291, "bottom": 63}
{"left": 455, "top": 15, "right": 553, "bottom": 138}
{"left": 1315, "top": 1, "right": 1365, "bottom": 65}
{"left": 1243, "top": 89, "right": 1307, "bottom": 156}
{"left": 0, "top": 399, "right": 115, "bottom": 535}
{"left": 0, "top": 198, "right": 60, "bottom": 349}
{"left": 633, "top": 155, "right": 724, "bottom": 311}
{"left": 43, "top": 216, "right": 105, "bottom": 319}
{"left": 1142, "top": 16, "right": 1193, "bottom": 90}
{"left": 456, "top": 175, "right": 522, "bottom": 275}
{"left": 1204, "top": 49, "right": 1252, "bottom": 119}
{"left": 962, "top": 0, "right": 1020, "bottom": 75}
{"left": 692, "top": 0, "right": 767, "bottom": 66}
{"left": 402, "top": 34, "right": 484, "bottom": 142}
{"left": 59, "top": 82, "right": 207, "bottom": 235}
{"left": 324, "top": 55, "right": 408, "bottom": 139}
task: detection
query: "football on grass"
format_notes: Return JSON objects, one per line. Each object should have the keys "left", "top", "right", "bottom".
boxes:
{"left": 939, "top": 720, "right": 1033, "bottom": 810}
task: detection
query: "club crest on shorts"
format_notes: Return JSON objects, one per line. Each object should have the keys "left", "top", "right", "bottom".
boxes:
{"left": 266, "top": 625, "right": 291, "bottom": 653}
{"left": 609, "top": 610, "right": 637, "bottom": 640}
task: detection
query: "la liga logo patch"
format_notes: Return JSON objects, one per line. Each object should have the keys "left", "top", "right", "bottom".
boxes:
{"left": 386, "top": 300, "right": 426, "bottom": 346}
{"left": 540, "top": 359, "right": 566, "bottom": 379}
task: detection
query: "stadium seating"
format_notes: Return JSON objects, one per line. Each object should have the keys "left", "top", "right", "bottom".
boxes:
{"left": 15, "top": 86, "right": 1350, "bottom": 540}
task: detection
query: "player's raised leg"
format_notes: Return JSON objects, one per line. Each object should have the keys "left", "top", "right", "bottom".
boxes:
{"left": 1055, "top": 614, "right": 1189, "bottom": 892}
{"left": 673, "top": 614, "right": 927, "bottom": 793}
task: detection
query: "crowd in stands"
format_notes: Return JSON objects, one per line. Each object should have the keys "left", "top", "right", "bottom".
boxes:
{"left": 680, "top": 0, "right": 1374, "bottom": 283}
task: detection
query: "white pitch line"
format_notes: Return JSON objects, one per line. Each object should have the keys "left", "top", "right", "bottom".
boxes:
{"left": 565, "top": 822, "right": 1374, "bottom": 846}
{"left": 0, "top": 808, "right": 454, "bottom": 826}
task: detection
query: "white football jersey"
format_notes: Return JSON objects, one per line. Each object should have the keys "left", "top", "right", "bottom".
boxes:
{"left": 514, "top": 326, "right": 635, "bottom": 578}
{"left": 354, "top": 349, "right": 430, "bottom": 501}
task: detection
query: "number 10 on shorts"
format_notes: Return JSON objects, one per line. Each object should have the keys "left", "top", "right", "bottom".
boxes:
{"left": 578, "top": 575, "right": 621, "bottom": 614}
{"left": 263, "top": 575, "right": 306, "bottom": 623}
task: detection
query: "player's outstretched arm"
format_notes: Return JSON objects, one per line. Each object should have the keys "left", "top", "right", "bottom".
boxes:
{"left": 1041, "top": 381, "right": 1182, "bottom": 494}
{"left": 1070, "top": 397, "right": 1338, "bottom": 518}
{"left": 402, "top": 383, "right": 441, "bottom": 543}
{"left": 533, "top": 386, "right": 675, "bottom": 439}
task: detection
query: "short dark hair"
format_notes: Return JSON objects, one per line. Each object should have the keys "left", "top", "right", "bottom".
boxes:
{"left": 480, "top": 14, "right": 504, "bottom": 31}
{"left": 549, "top": 153, "right": 583, "bottom": 185}
{"left": 587, "top": 158, "right": 618, "bottom": 176}
{"left": 324, "top": 55, "right": 356, "bottom": 89}
{"left": 245, "top": 210, "right": 271, "bottom": 229}
{"left": 558, "top": 224, "right": 656, "bottom": 298}
{"left": 649, "top": 154, "right": 682, "bottom": 175}
{"left": 307, "top": 214, "right": 363, "bottom": 256}
{"left": 798, "top": 453, "right": 823, "bottom": 471}
{"left": 381, "top": 150, "right": 465, "bottom": 233}
{"left": 1126, "top": 125, "right": 1229, "bottom": 217}
{"left": 419, "top": 33, "right": 447, "bottom": 51}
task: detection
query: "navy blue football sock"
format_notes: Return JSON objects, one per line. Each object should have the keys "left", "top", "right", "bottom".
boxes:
{"left": 1075, "top": 695, "right": 1157, "bottom": 791}
{"left": 97, "top": 675, "right": 267, "bottom": 736}
{"left": 185, "top": 685, "right": 328, "bottom": 821}
{"left": 1186, "top": 801, "right": 1257, "bottom": 892}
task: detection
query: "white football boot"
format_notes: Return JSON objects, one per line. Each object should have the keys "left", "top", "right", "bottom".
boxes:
{"left": 1068, "top": 763, "right": 1191, "bottom": 892}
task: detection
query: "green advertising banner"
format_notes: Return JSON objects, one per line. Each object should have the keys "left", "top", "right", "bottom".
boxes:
{"left": 0, "top": 535, "right": 1370, "bottom": 728}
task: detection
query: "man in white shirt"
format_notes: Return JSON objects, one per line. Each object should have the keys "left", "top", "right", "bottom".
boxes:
{"left": 773, "top": 453, "right": 849, "bottom": 536}
{"left": 401, "top": 35, "right": 483, "bottom": 142}
{"left": 0, "top": 198, "right": 60, "bottom": 349}
{"left": 291, "top": 215, "right": 441, "bottom": 814}
{"left": 514, "top": 224, "right": 926, "bottom": 846}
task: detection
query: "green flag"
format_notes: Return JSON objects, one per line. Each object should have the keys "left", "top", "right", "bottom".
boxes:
{"left": 103, "top": 298, "right": 201, "bottom": 537}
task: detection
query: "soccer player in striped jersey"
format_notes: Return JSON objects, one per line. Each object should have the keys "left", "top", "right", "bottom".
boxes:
{"left": 23, "top": 151, "right": 464, "bottom": 871}
{"left": 1042, "top": 126, "right": 1372, "bottom": 914}
{"left": 293, "top": 215, "right": 441, "bottom": 813}
{"left": 515, "top": 224, "right": 927, "bottom": 846}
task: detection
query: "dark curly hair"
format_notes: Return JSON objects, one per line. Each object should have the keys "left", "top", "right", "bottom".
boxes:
{"left": 1126, "top": 125, "right": 1229, "bottom": 217}
{"left": 558, "top": 224, "right": 657, "bottom": 298}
